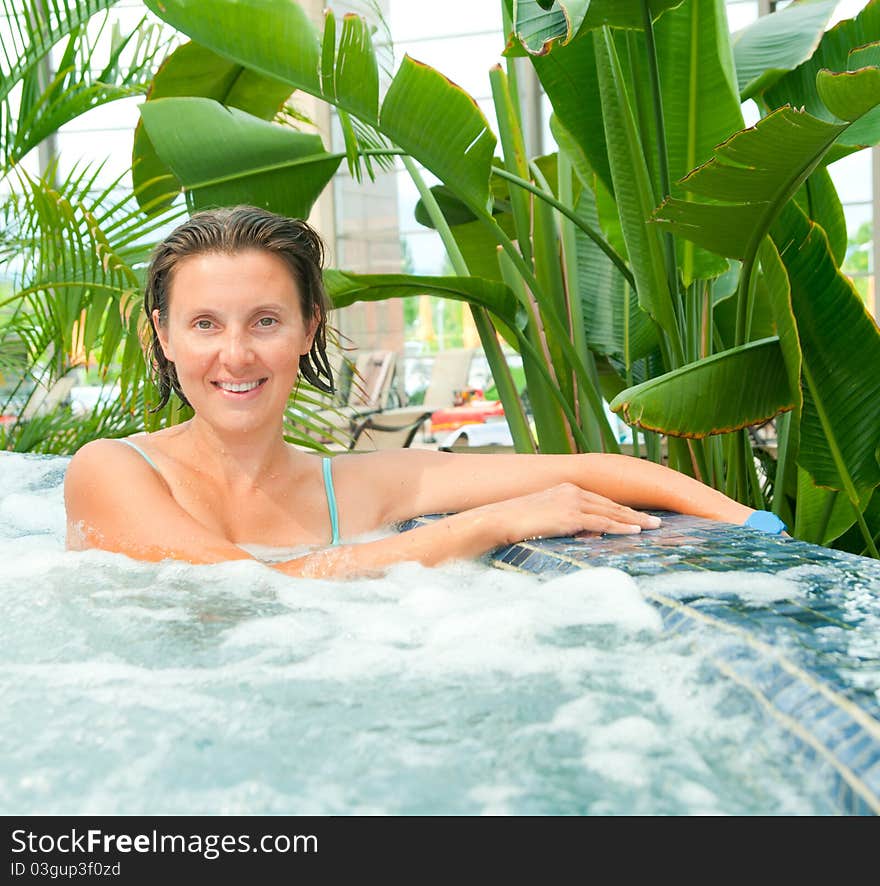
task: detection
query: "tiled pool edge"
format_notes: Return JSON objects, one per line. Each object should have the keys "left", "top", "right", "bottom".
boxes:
{"left": 399, "top": 514, "right": 880, "bottom": 816}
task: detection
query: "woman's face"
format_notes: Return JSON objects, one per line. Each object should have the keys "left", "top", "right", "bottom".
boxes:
{"left": 154, "top": 249, "right": 318, "bottom": 434}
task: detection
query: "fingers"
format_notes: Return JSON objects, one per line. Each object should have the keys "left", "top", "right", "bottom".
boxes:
{"left": 578, "top": 515, "right": 644, "bottom": 535}
{"left": 574, "top": 489, "right": 661, "bottom": 530}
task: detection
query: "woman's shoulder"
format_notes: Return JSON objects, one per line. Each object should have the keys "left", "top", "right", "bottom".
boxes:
{"left": 65, "top": 435, "right": 171, "bottom": 492}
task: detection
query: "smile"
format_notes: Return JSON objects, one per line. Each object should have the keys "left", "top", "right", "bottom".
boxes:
{"left": 212, "top": 378, "right": 267, "bottom": 393}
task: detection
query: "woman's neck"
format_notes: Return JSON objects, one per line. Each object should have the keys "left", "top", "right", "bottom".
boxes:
{"left": 181, "top": 415, "right": 296, "bottom": 489}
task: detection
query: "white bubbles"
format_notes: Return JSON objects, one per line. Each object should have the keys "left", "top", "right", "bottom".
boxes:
{"left": 641, "top": 570, "right": 804, "bottom": 606}
{"left": 0, "top": 453, "right": 838, "bottom": 815}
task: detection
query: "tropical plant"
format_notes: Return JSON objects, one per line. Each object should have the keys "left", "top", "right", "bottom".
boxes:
{"left": 136, "top": 0, "right": 880, "bottom": 556}
{"left": 0, "top": 0, "right": 178, "bottom": 451}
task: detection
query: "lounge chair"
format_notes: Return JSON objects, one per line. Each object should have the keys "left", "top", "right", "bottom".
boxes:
{"left": 348, "top": 409, "right": 434, "bottom": 451}
{"left": 19, "top": 373, "right": 77, "bottom": 421}
{"left": 354, "top": 348, "right": 477, "bottom": 446}
{"left": 310, "top": 349, "right": 398, "bottom": 443}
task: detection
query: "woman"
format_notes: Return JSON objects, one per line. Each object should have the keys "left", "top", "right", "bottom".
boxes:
{"left": 64, "top": 206, "right": 776, "bottom": 579}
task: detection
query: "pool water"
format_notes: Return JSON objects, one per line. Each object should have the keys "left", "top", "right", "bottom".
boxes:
{"left": 1, "top": 452, "right": 874, "bottom": 815}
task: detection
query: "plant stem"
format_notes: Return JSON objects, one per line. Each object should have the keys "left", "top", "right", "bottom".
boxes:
{"left": 482, "top": 215, "right": 620, "bottom": 452}
{"left": 640, "top": 0, "right": 681, "bottom": 333}
{"left": 772, "top": 410, "right": 793, "bottom": 517}
{"left": 402, "top": 155, "right": 535, "bottom": 452}
{"left": 491, "top": 166, "right": 635, "bottom": 289}
{"left": 801, "top": 359, "right": 878, "bottom": 557}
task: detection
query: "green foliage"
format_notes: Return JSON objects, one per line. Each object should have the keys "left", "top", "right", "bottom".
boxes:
{"left": 136, "top": 0, "right": 880, "bottom": 555}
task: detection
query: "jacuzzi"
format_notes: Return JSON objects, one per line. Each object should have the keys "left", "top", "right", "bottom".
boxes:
{"left": 2, "top": 451, "right": 878, "bottom": 815}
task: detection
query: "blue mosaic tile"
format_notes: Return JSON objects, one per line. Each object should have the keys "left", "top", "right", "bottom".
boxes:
{"left": 771, "top": 681, "right": 812, "bottom": 715}
{"left": 852, "top": 794, "right": 875, "bottom": 816}
{"left": 835, "top": 731, "right": 876, "bottom": 771}
{"left": 397, "top": 511, "right": 880, "bottom": 815}
{"left": 828, "top": 713, "right": 862, "bottom": 743}
{"left": 862, "top": 763, "right": 880, "bottom": 796}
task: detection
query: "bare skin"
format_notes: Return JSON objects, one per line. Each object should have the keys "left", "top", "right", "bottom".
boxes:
{"left": 64, "top": 249, "right": 754, "bottom": 579}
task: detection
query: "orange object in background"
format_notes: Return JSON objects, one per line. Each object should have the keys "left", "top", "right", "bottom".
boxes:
{"left": 430, "top": 398, "right": 505, "bottom": 431}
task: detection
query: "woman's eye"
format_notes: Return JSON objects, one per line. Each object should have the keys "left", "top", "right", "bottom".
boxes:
{"left": 256, "top": 317, "right": 278, "bottom": 328}
{"left": 195, "top": 319, "right": 213, "bottom": 330}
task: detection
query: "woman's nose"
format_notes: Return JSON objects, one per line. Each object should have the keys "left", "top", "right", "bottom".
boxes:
{"left": 219, "top": 328, "right": 255, "bottom": 367}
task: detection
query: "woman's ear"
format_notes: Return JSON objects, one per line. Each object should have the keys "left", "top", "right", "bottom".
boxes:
{"left": 301, "top": 307, "right": 320, "bottom": 356}
{"left": 152, "top": 309, "right": 174, "bottom": 362}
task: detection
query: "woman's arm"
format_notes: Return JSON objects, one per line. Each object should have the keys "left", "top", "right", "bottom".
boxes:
{"left": 276, "top": 481, "right": 660, "bottom": 578}
{"left": 365, "top": 450, "right": 753, "bottom": 526}
{"left": 65, "top": 442, "right": 652, "bottom": 579}
{"left": 64, "top": 440, "right": 255, "bottom": 563}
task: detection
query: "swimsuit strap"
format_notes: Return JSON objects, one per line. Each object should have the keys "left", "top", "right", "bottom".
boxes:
{"left": 322, "top": 457, "right": 341, "bottom": 546}
{"left": 118, "top": 437, "right": 161, "bottom": 473}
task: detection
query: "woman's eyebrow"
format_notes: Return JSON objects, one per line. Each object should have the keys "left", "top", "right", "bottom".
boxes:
{"left": 186, "top": 303, "right": 287, "bottom": 316}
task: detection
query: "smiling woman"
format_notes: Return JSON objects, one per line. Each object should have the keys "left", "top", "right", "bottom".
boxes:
{"left": 63, "top": 206, "right": 762, "bottom": 579}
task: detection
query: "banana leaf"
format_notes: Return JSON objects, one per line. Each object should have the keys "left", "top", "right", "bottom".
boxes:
{"left": 594, "top": 27, "right": 682, "bottom": 362}
{"left": 794, "top": 467, "right": 861, "bottom": 546}
{"left": 771, "top": 201, "right": 880, "bottom": 504}
{"left": 763, "top": 0, "right": 880, "bottom": 162}
{"left": 609, "top": 336, "right": 794, "bottom": 437}
{"left": 793, "top": 166, "right": 847, "bottom": 266}
{"left": 324, "top": 271, "right": 520, "bottom": 329}
{"left": 511, "top": 0, "right": 685, "bottom": 54}
{"left": 139, "top": 97, "right": 342, "bottom": 218}
{"left": 524, "top": 28, "right": 613, "bottom": 194}
{"left": 143, "top": 0, "right": 323, "bottom": 93}
{"left": 132, "top": 40, "right": 294, "bottom": 214}
{"left": 575, "top": 173, "right": 659, "bottom": 363}
{"left": 652, "top": 0, "right": 743, "bottom": 284}
{"left": 143, "top": 0, "right": 496, "bottom": 212}
{"left": 653, "top": 66, "right": 880, "bottom": 261}
{"left": 732, "top": 0, "right": 837, "bottom": 100}
{"left": 758, "top": 238, "right": 803, "bottom": 522}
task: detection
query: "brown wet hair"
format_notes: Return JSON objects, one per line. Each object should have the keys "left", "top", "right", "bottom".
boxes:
{"left": 143, "top": 205, "right": 334, "bottom": 411}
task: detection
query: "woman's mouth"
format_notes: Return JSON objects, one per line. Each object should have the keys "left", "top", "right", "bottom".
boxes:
{"left": 212, "top": 378, "right": 268, "bottom": 396}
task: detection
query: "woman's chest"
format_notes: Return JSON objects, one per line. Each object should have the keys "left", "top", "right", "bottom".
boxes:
{"left": 161, "top": 461, "right": 383, "bottom": 546}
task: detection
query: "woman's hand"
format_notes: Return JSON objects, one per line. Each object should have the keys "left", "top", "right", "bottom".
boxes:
{"left": 481, "top": 482, "right": 662, "bottom": 546}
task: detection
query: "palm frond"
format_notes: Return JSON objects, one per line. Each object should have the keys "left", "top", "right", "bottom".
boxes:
{"left": 2, "top": 2, "right": 172, "bottom": 168}
{"left": 2, "top": 161, "right": 183, "bottom": 425}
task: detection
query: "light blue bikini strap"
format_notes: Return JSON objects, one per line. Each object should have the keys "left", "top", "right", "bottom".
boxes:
{"left": 118, "top": 437, "right": 161, "bottom": 473}
{"left": 322, "top": 457, "right": 341, "bottom": 546}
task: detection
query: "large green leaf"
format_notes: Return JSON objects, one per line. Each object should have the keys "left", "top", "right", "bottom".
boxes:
{"left": 324, "top": 11, "right": 379, "bottom": 125}
{"left": 653, "top": 0, "right": 743, "bottom": 284}
{"left": 771, "top": 201, "right": 880, "bottom": 502}
{"left": 793, "top": 165, "right": 847, "bottom": 266}
{"left": 380, "top": 56, "right": 496, "bottom": 211}
{"left": 794, "top": 467, "right": 863, "bottom": 545}
{"left": 529, "top": 27, "right": 614, "bottom": 196}
{"left": 512, "top": 0, "right": 685, "bottom": 54}
{"left": 144, "top": 1, "right": 495, "bottom": 211}
{"left": 609, "top": 337, "right": 794, "bottom": 437}
{"left": 139, "top": 98, "right": 341, "bottom": 217}
{"left": 143, "top": 0, "right": 322, "bottom": 93}
{"left": 763, "top": 0, "right": 880, "bottom": 162}
{"left": 758, "top": 238, "right": 803, "bottom": 521}
{"left": 652, "top": 69, "right": 880, "bottom": 261}
{"left": 594, "top": 27, "right": 681, "bottom": 361}
{"left": 732, "top": 0, "right": 837, "bottom": 100}
{"left": 132, "top": 40, "right": 294, "bottom": 214}
{"left": 324, "top": 271, "right": 519, "bottom": 328}
{"left": 575, "top": 173, "right": 658, "bottom": 363}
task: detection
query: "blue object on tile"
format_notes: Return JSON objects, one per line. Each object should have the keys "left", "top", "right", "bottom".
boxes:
{"left": 744, "top": 510, "right": 788, "bottom": 534}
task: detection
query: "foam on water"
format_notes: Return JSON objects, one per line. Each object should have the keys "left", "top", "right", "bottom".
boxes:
{"left": 0, "top": 453, "right": 837, "bottom": 814}
{"left": 640, "top": 570, "right": 805, "bottom": 606}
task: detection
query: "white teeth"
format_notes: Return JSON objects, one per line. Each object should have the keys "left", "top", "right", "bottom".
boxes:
{"left": 216, "top": 380, "right": 262, "bottom": 392}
